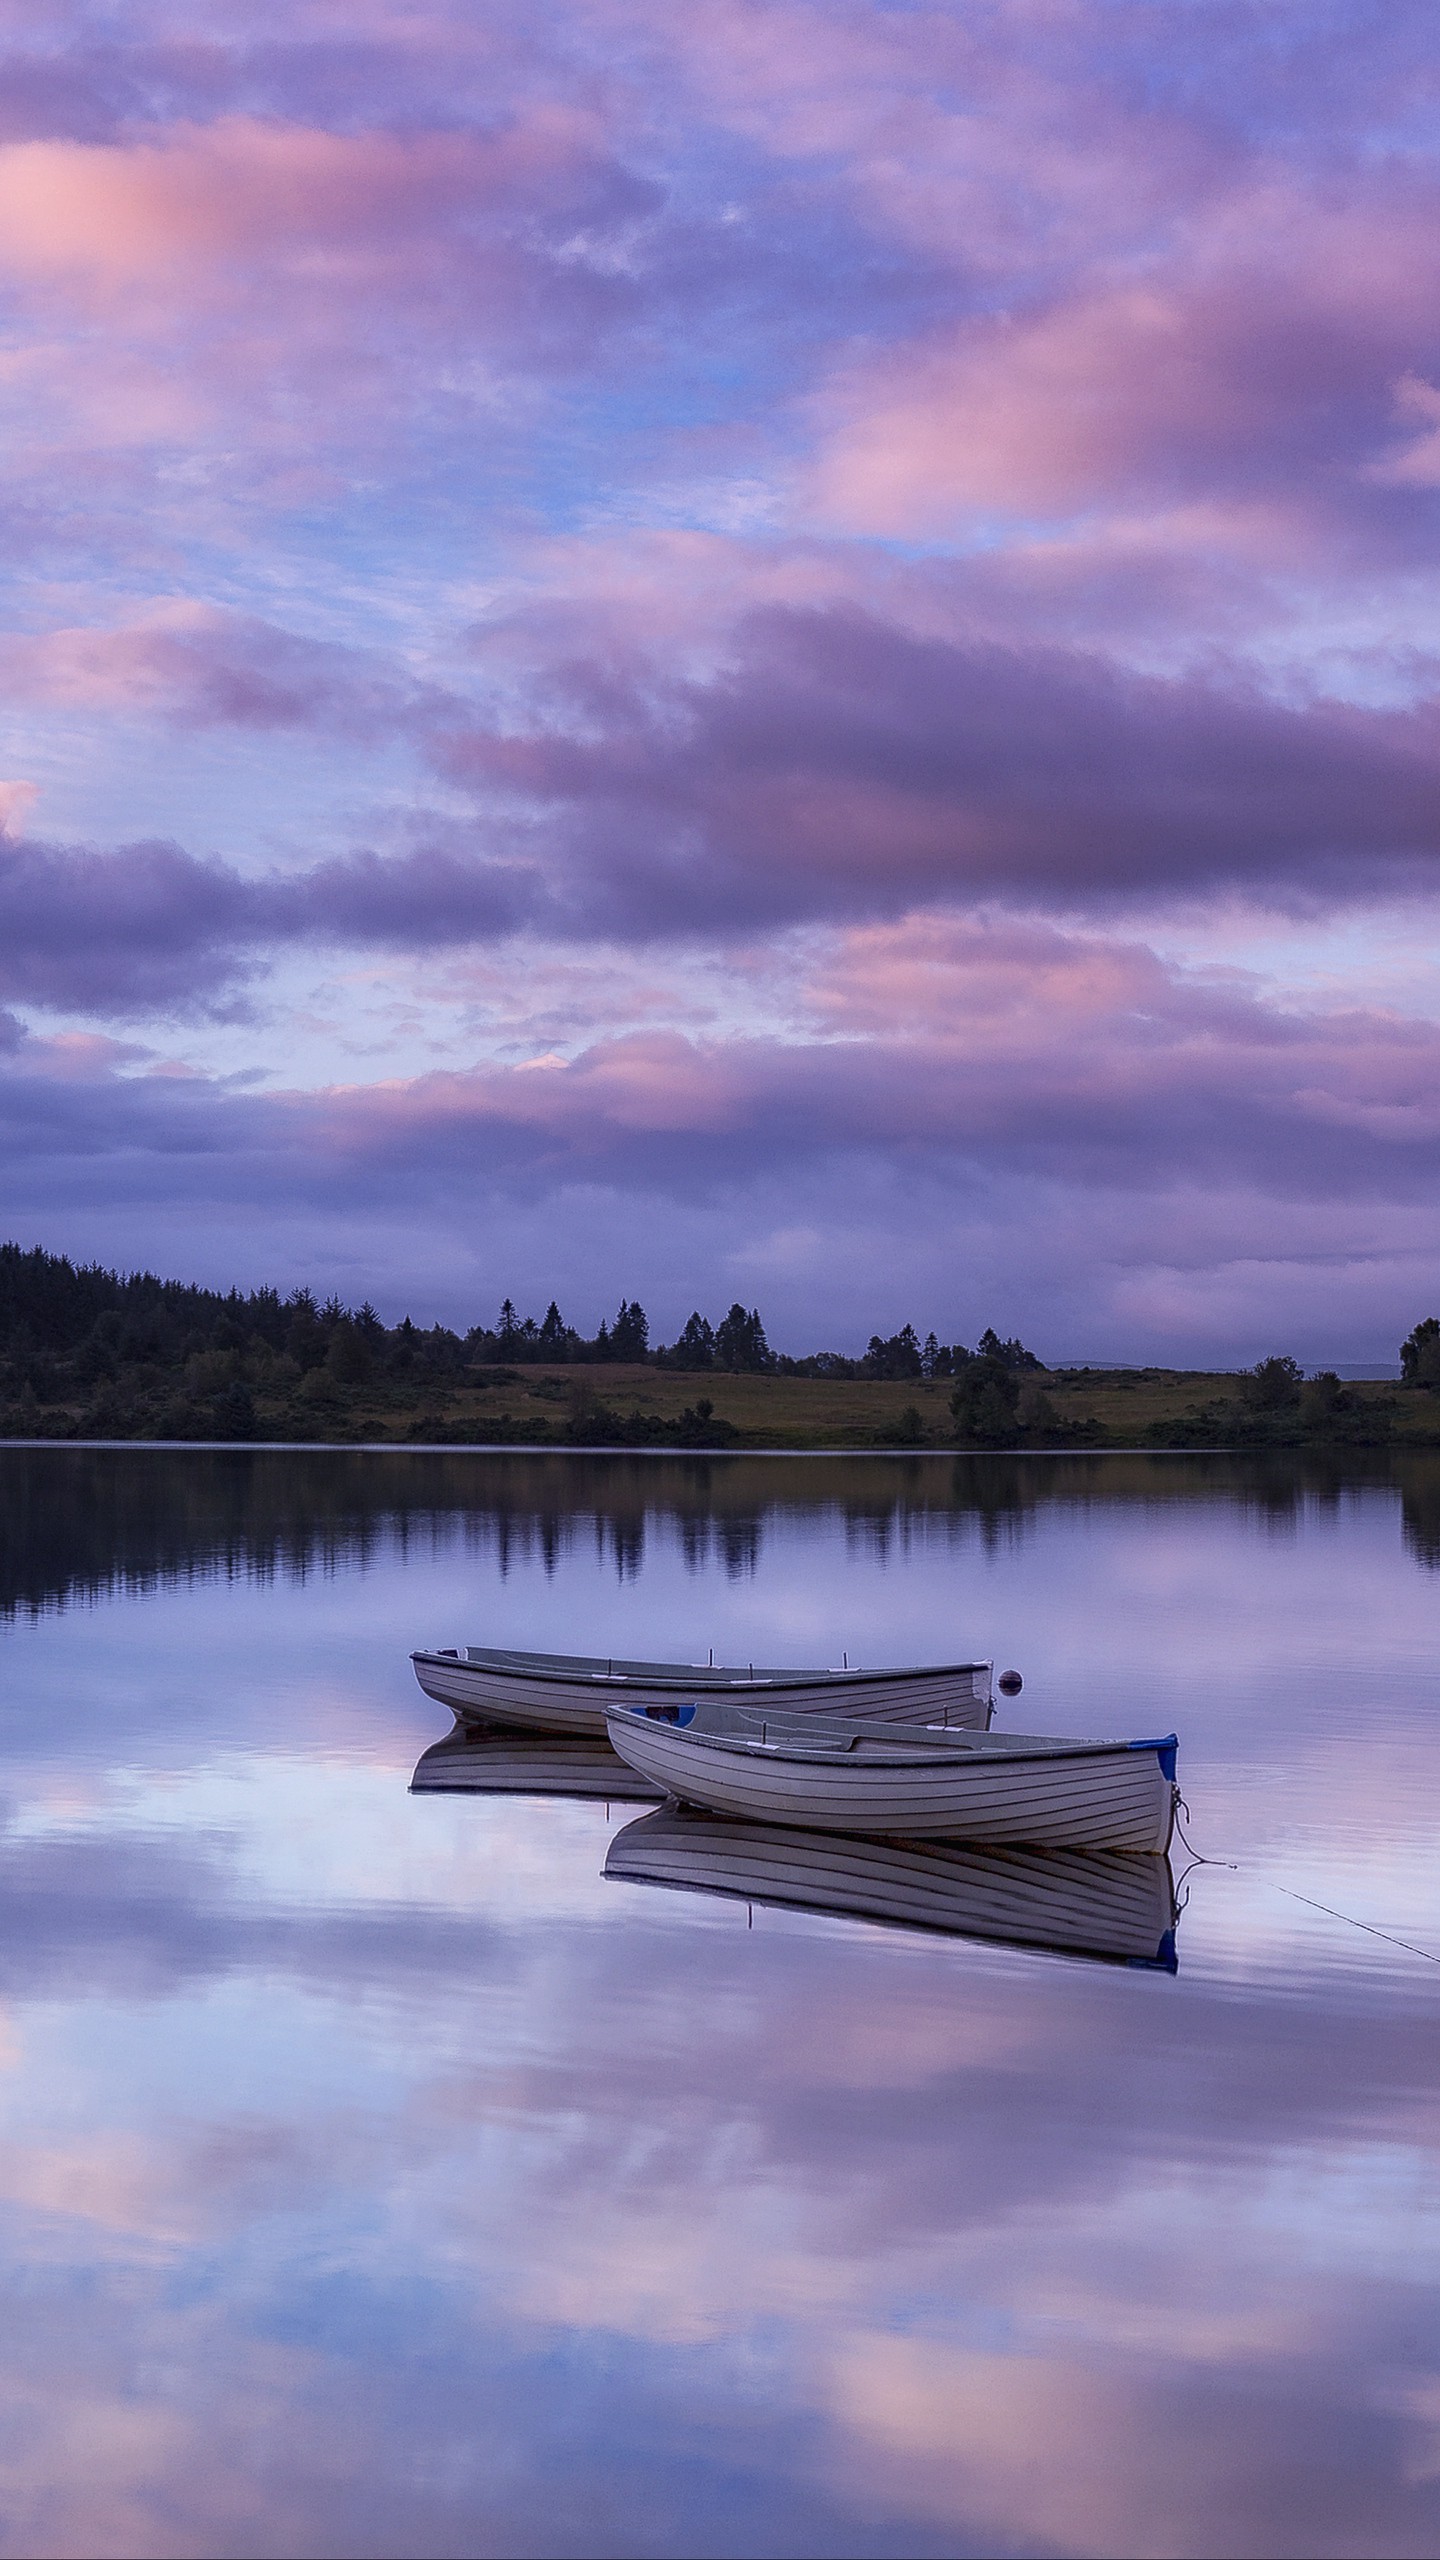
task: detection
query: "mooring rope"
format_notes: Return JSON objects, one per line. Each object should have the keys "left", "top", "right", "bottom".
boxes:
{"left": 1171, "top": 1792, "right": 1440, "bottom": 1968}
{"left": 1264, "top": 1885, "right": 1440, "bottom": 1969}
{"left": 1172, "top": 1793, "right": 1235, "bottom": 1869}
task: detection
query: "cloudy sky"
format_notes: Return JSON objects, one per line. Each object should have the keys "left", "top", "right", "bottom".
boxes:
{"left": 2, "top": 0, "right": 1439, "bottom": 1359}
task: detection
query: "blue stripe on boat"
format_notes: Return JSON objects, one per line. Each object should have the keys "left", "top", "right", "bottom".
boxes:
{"left": 1128, "top": 1734, "right": 1178, "bottom": 1783}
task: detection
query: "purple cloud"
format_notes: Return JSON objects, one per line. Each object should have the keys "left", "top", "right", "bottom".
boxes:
{"left": 0, "top": 830, "right": 560, "bottom": 1014}
{"left": 3, "top": 915, "right": 1439, "bottom": 1356}
{"left": 0, "top": 838, "right": 259, "bottom": 1012}
{"left": 437, "top": 607, "right": 1440, "bottom": 925}
{"left": 13, "top": 603, "right": 1440, "bottom": 1019}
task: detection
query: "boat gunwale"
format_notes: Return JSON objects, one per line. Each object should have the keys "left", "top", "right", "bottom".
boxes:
{"left": 411, "top": 1646, "right": 993, "bottom": 1693}
{"left": 605, "top": 1706, "right": 1177, "bottom": 1774}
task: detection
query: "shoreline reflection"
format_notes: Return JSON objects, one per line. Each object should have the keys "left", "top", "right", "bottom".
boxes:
{"left": 6, "top": 1442, "right": 1436, "bottom": 1626}
{"left": 605, "top": 1803, "right": 1180, "bottom": 1970}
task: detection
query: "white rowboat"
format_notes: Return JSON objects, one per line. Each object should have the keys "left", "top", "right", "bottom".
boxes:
{"left": 605, "top": 1805, "right": 1179, "bottom": 1969}
{"left": 410, "top": 1645, "right": 994, "bottom": 1740}
{"left": 410, "top": 1727, "right": 663, "bottom": 1802}
{"left": 604, "top": 1701, "right": 1179, "bottom": 1854}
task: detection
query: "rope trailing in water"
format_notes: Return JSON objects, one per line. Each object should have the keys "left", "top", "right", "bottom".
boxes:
{"left": 1170, "top": 1793, "right": 1440, "bottom": 1968}
{"left": 1173, "top": 1794, "right": 1236, "bottom": 1870}
{"left": 1265, "top": 1885, "right": 1440, "bottom": 1969}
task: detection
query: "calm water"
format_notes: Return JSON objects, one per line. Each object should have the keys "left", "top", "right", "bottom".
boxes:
{"left": 1, "top": 1446, "right": 1438, "bottom": 2559}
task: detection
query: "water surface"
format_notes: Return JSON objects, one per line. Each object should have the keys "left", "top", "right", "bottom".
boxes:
{"left": 1, "top": 1447, "right": 1437, "bottom": 2558}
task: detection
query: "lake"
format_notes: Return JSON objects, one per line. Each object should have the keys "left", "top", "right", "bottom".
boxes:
{"left": 1, "top": 1445, "right": 1437, "bottom": 2558}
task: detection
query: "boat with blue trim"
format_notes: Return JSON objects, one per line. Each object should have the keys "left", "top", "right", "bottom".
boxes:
{"left": 603, "top": 1699, "right": 1179, "bottom": 1853}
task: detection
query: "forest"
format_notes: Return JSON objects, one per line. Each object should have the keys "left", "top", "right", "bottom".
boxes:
{"left": 0, "top": 1241, "right": 1432, "bottom": 1450}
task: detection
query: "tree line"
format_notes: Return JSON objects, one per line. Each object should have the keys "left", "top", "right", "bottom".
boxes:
{"left": 0, "top": 1242, "right": 1041, "bottom": 1404}
{"left": 2, "top": 1241, "right": 1432, "bottom": 1450}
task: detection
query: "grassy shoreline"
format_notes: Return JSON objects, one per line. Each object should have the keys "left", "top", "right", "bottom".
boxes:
{"left": 2, "top": 1360, "right": 1426, "bottom": 1451}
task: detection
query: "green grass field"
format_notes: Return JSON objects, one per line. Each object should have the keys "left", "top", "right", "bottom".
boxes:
{"left": 212, "top": 1359, "right": 1415, "bottom": 1449}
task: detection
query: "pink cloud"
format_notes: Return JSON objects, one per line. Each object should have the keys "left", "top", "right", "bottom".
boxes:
{"left": 635, "top": 0, "right": 1211, "bottom": 277}
{"left": 0, "top": 102, "right": 654, "bottom": 484}
{"left": 8, "top": 881, "right": 1440, "bottom": 1352}
{"left": 0, "top": 111, "right": 615, "bottom": 291}
{"left": 201, "top": 917, "right": 1440, "bottom": 1213}
{"left": 5, "top": 900, "right": 1440, "bottom": 1198}
{"left": 0, "top": 779, "right": 36, "bottom": 837}
{"left": 0, "top": 604, "right": 423, "bottom": 729}
{"left": 809, "top": 186, "right": 1440, "bottom": 531}
{"left": 1368, "top": 374, "right": 1440, "bottom": 488}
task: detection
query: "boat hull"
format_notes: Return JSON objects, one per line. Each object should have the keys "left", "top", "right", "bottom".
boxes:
{"left": 605, "top": 1806, "right": 1178, "bottom": 1968}
{"left": 411, "top": 1646, "right": 993, "bottom": 1740}
{"left": 604, "top": 1709, "right": 1178, "bottom": 1854}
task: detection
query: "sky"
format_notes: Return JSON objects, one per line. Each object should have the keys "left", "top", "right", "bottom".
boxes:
{"left": 2, "top": 0, "right": 1440, "bottom": 1361}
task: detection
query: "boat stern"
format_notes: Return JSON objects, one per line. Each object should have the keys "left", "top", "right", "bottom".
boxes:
{"left": 1126, "top": 1735, "right": 1180, "bottom": 1852}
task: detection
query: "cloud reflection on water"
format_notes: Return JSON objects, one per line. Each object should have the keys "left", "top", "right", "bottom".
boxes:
{"left": 0, "top": 1449, "right": 1435, "bottom": 2556}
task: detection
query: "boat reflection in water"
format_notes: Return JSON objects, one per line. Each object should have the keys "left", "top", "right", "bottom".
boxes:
{"left": 411, "top": 1726, "right": 663, "bottom": 1802}
{"left": 605, "top": 1805, "right": 1179, "bottom": 1971}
